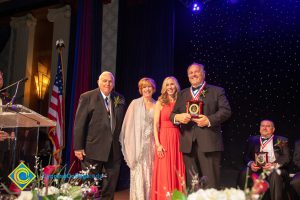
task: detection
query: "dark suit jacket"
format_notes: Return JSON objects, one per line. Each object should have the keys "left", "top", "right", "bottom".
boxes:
{"left": 244, "top": 135, "right": 290, "bottom": 168}
{"left": 73, "top": 88, "right": 126, "bottom": 162}
{"left": 170, "top": 84, "right": 231, "bottom": 153}
{"left": 293, "top": 139, "right": 300, "bottom": 170}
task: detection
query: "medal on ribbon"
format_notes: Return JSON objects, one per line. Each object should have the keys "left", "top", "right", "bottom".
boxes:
{"left": 186, "top": 82, "right": 206, "bottom": 118}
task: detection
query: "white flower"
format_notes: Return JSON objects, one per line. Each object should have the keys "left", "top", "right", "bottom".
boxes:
{"left": 16, "top": 191, "right": 33, "bottom": 200}
{"left": 187, "top": 188, "right": 246, "bottom": 200}
{"left": 60, "top": 183, "right": 72, "bottom": 195}
{"left": 57, "top": 196, "right": 73, "bottom": 200}
{"left": 166, "top": 191, "right": 171, "bottom": 197}
{"left": 223, "top": 188, "right": 246, "bottom": 200}
{"left": 39, "top": 186, "right": 60, "bottom": 196}
{"left": 251, "top": 194, "right": 260, "bottom": 200}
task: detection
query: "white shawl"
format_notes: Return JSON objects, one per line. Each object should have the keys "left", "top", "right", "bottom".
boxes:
{"left": 120, "top": 97, "right": 152, "bottom": 169}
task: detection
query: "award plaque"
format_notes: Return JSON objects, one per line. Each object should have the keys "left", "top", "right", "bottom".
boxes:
{"left": 186, "top": 100, "right": 203, "bottom": 118}
{"left": 255, "top": 152, "right": 268, "bottom": 166}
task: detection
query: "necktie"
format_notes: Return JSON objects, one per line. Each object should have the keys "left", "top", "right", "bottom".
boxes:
{"left": 105, "top": 97, "right": 110, "bottom": 116}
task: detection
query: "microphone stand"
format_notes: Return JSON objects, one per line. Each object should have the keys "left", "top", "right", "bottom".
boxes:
{"left": 7, "top": 80, "right": 20, "bottom": 106}
{"left": 0, "top": 77, "right": 28, "bottom": 93}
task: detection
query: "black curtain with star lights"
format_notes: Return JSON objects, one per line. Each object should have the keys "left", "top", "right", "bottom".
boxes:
{"left": 174, "top": 0, "right": 300, "bottom": 169}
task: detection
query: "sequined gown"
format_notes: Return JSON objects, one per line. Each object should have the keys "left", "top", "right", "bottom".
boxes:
{"left": 130, "top": 108, "right": 155, "bottom": 200}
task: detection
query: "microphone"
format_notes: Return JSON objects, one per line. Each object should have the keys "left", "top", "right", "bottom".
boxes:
{"left": 5, "top": 77, "right": 28, "bottom": 106}
{"left": 20, "top": 77, "right": 28, "bottom": 83}
{"left": 0, "top": 77, "right": 28, "bottom": 93}
{"left": 5, "top": 104, "right": 19, "bottom": 112}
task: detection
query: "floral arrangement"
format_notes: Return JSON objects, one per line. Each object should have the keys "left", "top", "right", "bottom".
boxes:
{"left": 168, "top": 167, "right": 273, "bottom": 200}
{"left": 113, "top": 96, "right": 125, "bottom": 108}
{"left": 187, "top": 188, "right": 246, "bottom": 200}
{"left": 2, "top": 156, "right": 104, "bottom": 200}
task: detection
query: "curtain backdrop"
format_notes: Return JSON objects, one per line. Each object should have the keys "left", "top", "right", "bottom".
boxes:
{"left": 116, "top": 0, "right": 176, "bottom": 101}
{"left": 65, "top": 0, "right": 103, "bottom": 172}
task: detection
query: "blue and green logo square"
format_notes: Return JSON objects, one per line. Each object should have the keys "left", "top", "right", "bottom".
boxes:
{"left": 8, "top": 162, "right": 36, "bottom": 190}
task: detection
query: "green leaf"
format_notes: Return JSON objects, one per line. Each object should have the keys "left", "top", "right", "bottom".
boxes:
{"left": 32, "top": 190, "right": 39, "bottom": 200}
{"left": 41, "top": 195, "right": 55, "bottom": 200}
{"left": 73, "top": 196, "right": 83, "bottom": 200}
{"left": 172, "top": 189, "right": 187, "bottom": 200}
{"left": 69, "top": 186, "right": 82, "bottom": 199}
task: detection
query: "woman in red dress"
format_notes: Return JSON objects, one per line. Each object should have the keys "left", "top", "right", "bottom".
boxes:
{"left": 151, "top": 76, "right": 185, "bottom": 200}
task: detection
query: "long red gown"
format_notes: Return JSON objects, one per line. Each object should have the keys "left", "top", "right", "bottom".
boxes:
{"left": 151, "top": 102, "right": 186, "bottom": 200}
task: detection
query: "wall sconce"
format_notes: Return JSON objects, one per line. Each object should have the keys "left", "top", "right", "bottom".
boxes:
{"left": 34, "top": 62, "right": 50, "bottom": 100}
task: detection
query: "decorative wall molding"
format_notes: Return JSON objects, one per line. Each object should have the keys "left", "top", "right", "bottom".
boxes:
{"left": 102, "top": 0, "right": 118, "bottom": 75}
{"left": 47, "top": 5, "right": 71, "bottom": 95}
{"left": 9, "top": 13, "right": 37, "bottom": 106}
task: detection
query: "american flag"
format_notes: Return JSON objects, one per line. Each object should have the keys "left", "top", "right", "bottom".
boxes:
{"left": 48, "top": 53, "right": 64, "bottom": 164}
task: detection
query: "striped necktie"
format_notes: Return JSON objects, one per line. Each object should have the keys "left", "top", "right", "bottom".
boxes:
{"left": 105, "top": 97, "right": 110, "bottom": 116}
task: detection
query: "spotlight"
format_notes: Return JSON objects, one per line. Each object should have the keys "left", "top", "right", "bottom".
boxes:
{"left": 192, "top": 2, "right": 201, "bottom": 13}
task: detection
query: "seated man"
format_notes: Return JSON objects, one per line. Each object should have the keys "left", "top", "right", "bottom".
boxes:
{"left": 290, "top": 139, "right": 300, "bottom": 198}
{"left": 238, "top": 119, "right": 290, "bottom": 200}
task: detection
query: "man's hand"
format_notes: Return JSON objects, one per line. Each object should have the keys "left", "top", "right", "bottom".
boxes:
{"left": 192, "top": 115, "right": 210, "bottom": 127}
{"left": 250, "top": 162, "right": 261, "bottom": 172}
{"left": 74, "top": 149, "right": 86, "bottom": 160}
{"left": 175, "top": 113, "right": 191, "bottom": 124}
{"left": 262, "top": 163, "right": 275, "bottom": 171}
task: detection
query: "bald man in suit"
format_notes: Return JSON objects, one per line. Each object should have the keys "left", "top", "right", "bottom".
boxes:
{"left": 170, "top": 63, "right": 231, "bottom": 189}
{"left": 74, "top": 71, "right": 126, "bottom": 200}
{"left": 238, "top": 119, "right": 290, "bottom": 200}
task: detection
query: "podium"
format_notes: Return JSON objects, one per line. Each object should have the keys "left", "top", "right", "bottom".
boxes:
{"left": 0, "top": 104, "right": 56, "bottom": 174}
{"left": 0, "top": 104, "right": 56, "bottom": 128}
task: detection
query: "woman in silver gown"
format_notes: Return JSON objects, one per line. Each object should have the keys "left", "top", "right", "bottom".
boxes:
{"left": 120, "top": 77, "right": 156, "bottom": 200}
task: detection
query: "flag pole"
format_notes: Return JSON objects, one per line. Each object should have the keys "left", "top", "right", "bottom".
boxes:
{"left": 56, "top": 39, "right": 65, "bottom": 164}
{"left": 56, "top": 39, "right": 65, "bottom": 89}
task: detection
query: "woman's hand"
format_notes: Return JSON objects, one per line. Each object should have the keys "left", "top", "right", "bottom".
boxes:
{"left": 156, "top": 144, "right": 166, "bottom": 158}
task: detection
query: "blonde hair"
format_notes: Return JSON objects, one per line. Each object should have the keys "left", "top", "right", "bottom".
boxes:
{"left": 158, "top": 76, "right": 180, "bottom": 106}
{"left": 138, "top": 77, "right": 156, "bottom": 95}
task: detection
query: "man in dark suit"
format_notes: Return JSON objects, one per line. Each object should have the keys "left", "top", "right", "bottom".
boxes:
{"left": 73, "top": 71, "right": 126, "bottom": 200}
{"left": 238, "top": 119, "right": 290, "bottom": 200}
{"left": 170, "top": 63, "right": 231, "bottom": 189}
{"left": 290, "top": 139, "right": 300, "bottom": 198}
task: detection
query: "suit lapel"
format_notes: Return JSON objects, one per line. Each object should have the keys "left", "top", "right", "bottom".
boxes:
{"left": 185, "top": 88, "right": 193, "bottom": 101}
{"left": 273, "top": 135, "right": 279, "bottom": 160}
{"left": 254, "top": 136, "right": 261, "bottom": 153}
{"left": 97, "top": 91, "right": 107, "bottom": 112}
{"left": 110, "top": 93, "right": 117, "bottom": 133}
{"left": 97, "top": 90, "right": 112, "bottom": 128}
